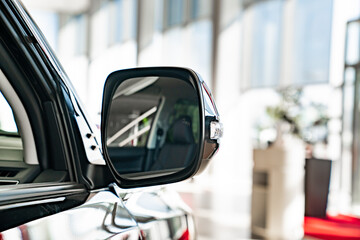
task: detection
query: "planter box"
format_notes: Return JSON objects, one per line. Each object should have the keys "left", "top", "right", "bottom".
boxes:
{"left": 305, "top": 158, "right": 332, "bottom": 218}
{"left": 251, "top": 138, "right": 305, "bottom": 239}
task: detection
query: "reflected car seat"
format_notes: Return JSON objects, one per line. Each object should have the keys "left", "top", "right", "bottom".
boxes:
{"left": 150, "top": 116, "right": 196, "bottom": 171}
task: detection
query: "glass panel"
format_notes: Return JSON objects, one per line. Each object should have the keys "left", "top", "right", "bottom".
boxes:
{"left": 190, "top": 0, "right": 200, "bottom": 20}
{"left": 109, "top": 0, "right": 137, "bottom": 44}
{"left": 0, "top": 92, "right": 18, "bottom": 134}
{"left": 0, "top": 91, "right": 23, "bottom": 162}
{"left": 293, "top": 0, "right": 333, "bottom": 84}
{"left": 250, "top": 0, "right": 283, "bottom": 88}
{"left": 342, "top": 68, "right": 355, "bottom": 155}
{"left": 353, "top": 69, "right": 360, "bottom": 204}
{"left": 190, "top": 0, "right": 212, "bottom": 20}
{"left": 112, "top": 0, "right": 123, "bottom": 43}
{"left": 346, "top": 20, "right": 360, "bottom": 66}
{"left": 105, "top": 76, "right": 200, "bottom": 179}
{"left": 75, "top": 15, "right": 87, "bottom": 55}
{"left": 166, "top": 0, "right": 184, "bottom": 27}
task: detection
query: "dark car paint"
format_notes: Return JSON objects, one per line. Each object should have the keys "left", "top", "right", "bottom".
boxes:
{"left": 0, "top": 0, "right": 196, "bottom": 239}
{"left": 1, "top": 189, "right": 141, "bottom": 239}
{"left": 1, "top": 185, "right": 194, "bottom": 239}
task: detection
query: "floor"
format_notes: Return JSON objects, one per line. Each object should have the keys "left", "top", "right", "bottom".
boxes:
{"left": 173, "top": 176, "right": 253, "bottom": 240}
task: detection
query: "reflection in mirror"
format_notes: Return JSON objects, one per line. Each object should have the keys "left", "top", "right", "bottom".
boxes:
{"left": 106, "top": 76, "right": 200, "bottom": 180}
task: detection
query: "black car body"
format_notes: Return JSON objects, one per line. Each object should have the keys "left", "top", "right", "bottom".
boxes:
{"left": 0, "top": 0, "right": 221, "bottom": 239}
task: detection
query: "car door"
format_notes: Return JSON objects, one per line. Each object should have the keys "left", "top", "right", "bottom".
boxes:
{"left": 0, "top": 2, "right": 195, "bottom": 239}
{"left": 0, "top": 1, "right": 222, "bottom": 239}
{"left": 0, "top": 189, "right": 142, "bottom": 240}
{"left": 0, "top": 0, "right": 105, "bottom": 233}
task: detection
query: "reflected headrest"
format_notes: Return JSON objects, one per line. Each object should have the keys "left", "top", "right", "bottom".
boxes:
{"left": 171, "top": 116, "right": 194, "bottom": 144}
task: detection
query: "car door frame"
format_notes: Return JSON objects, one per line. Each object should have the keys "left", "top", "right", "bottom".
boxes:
{"left": 0, "top": 0, "right": 115, "bottom": 231}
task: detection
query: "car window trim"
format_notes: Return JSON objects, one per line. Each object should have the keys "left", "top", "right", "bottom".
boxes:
{"left": 0, "top": 196, "right": 66, "bottom": 211}
{"left": 0, "top": 182, "right": 87, "bottom": 207}
{"left": 0, "top": 182, "right": 89, "bottom": 232}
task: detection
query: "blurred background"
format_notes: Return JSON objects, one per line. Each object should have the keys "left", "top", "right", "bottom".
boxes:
{"left": 21, "top": 0, "right": 360, "bottom": 239}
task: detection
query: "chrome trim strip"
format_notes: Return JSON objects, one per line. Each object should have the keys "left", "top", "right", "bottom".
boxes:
{"left": 0, "top": 197, "right": 66, "bottom": 210}
{"left": 0, "top": 180, "right": 19, "bottom": 185}
{"left": 89, "top": 187, "right": 109, "bottom": 193}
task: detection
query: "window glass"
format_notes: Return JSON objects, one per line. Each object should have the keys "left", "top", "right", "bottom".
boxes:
{"left": 250, "top": 0, "right": 283, "bottom": 88}
{"left": 112, "top": 0, "right": 123, "bottom": 43}
{"left": 166, "top": 0, "right": 185, "bottom": 27}
{"left": 0, "top": 91, "right": 18, "bottom": 134}
{"left": 111, "top": 0, "right": 137, "bottom": 44}
{"left": 75, "top": 15, "right": 87, "bottom": 55}
{"left": 58, "top": 14, "right": 87, "bottom": 57}
{"left": 0, "top": 91, "right": 23, "bottom": 162}
{"left": 293, "top": 0, "right": 333, "bottom": 84}
{"left": 90, "top": 2, "right": 109, "bottom": 57}
{"left": 346, "top": 20, "right": 360, "bottom": 66}
{"left": 190, "top": 0, "right": 212, "bottom": 20}
{"left": 190, "top": 0, "right": 200, "bottom": 20}
{"left": 353, "top": 69, "right": 360, "bottom": 204}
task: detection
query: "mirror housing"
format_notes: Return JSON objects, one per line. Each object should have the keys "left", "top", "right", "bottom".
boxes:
{"left": 101, "top": 67, "right": 222, "bottom": 188}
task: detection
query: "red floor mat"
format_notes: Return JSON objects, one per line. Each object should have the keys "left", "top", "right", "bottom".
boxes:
{"left": 304, "top": 214, "right": 360, "bottom": 240}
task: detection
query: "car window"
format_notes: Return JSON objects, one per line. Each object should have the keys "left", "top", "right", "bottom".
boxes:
{"left": 0, "top": 91, "right": 19, "bottom": 135}
{"left": 0, "top": 86, "right": 40, "bottom": 185}
{"left": 0, "top": 91, "right": 23, "bottom": 162}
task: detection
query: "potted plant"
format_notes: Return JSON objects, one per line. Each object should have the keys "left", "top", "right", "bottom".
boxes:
{"left": 266, "top": 87, "right": 332, "bottom": 217}
{"left": 265, "top": 87, "right": 329, "bottom": 151}
{"left": 251, "top": 87, "right": 330, "bottom": 239}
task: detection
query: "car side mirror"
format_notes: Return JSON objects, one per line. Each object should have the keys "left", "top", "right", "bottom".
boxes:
{"left": 101, "top": 67, "right": 222, "bottom": 188}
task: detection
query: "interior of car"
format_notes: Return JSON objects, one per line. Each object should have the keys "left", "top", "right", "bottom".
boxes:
{"left": 0, "top": 68, "right": 69, "bottom": 186}
{"left": 106, "top": 76, "right": 200, "bottom": 178}
{"left": 0, "top": 71, "right": 40, "bottom": 185}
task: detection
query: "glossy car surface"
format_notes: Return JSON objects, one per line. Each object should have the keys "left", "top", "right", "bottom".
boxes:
{"left": 0, "top": 0, "right": 220, "bottom": 239}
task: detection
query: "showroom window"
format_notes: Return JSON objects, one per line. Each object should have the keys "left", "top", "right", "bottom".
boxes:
{"left": 109, "top": 0, "right": 137, "bottom": 45}
{"left": 58, "top": 14, "right": 87, "bottom": 57}
{"left": 250, "top": 0, "right": 283, "bottom": 88}
{"left": 293, "top": 0, "right": 333, "bottom": 84}
{"left": 166, "top": 0, "right": 185, "bottom": 28}
{"left": 75, "top": 15, "right": 87, "bottom": 56}
{"left": 189, "top": 0, "right": 212, "bottom": 21}
{"left": 245, "top": 0, "right": 333, "bottom": 89}
{"left": 342, "top": 18, "right": 360, "bottom": 206}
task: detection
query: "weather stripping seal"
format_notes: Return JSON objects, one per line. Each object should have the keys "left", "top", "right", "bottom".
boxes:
{"left": 0, "top": 197, "right": 66, "bottom": 211}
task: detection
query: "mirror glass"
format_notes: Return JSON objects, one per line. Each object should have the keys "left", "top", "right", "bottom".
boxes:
{"left": 106, "top": 76, "right": 200, "bottom": 179}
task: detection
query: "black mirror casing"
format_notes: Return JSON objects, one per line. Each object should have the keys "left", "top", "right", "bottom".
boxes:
{"left": 101, "top": 67, "right": 219, "bottom": 188}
